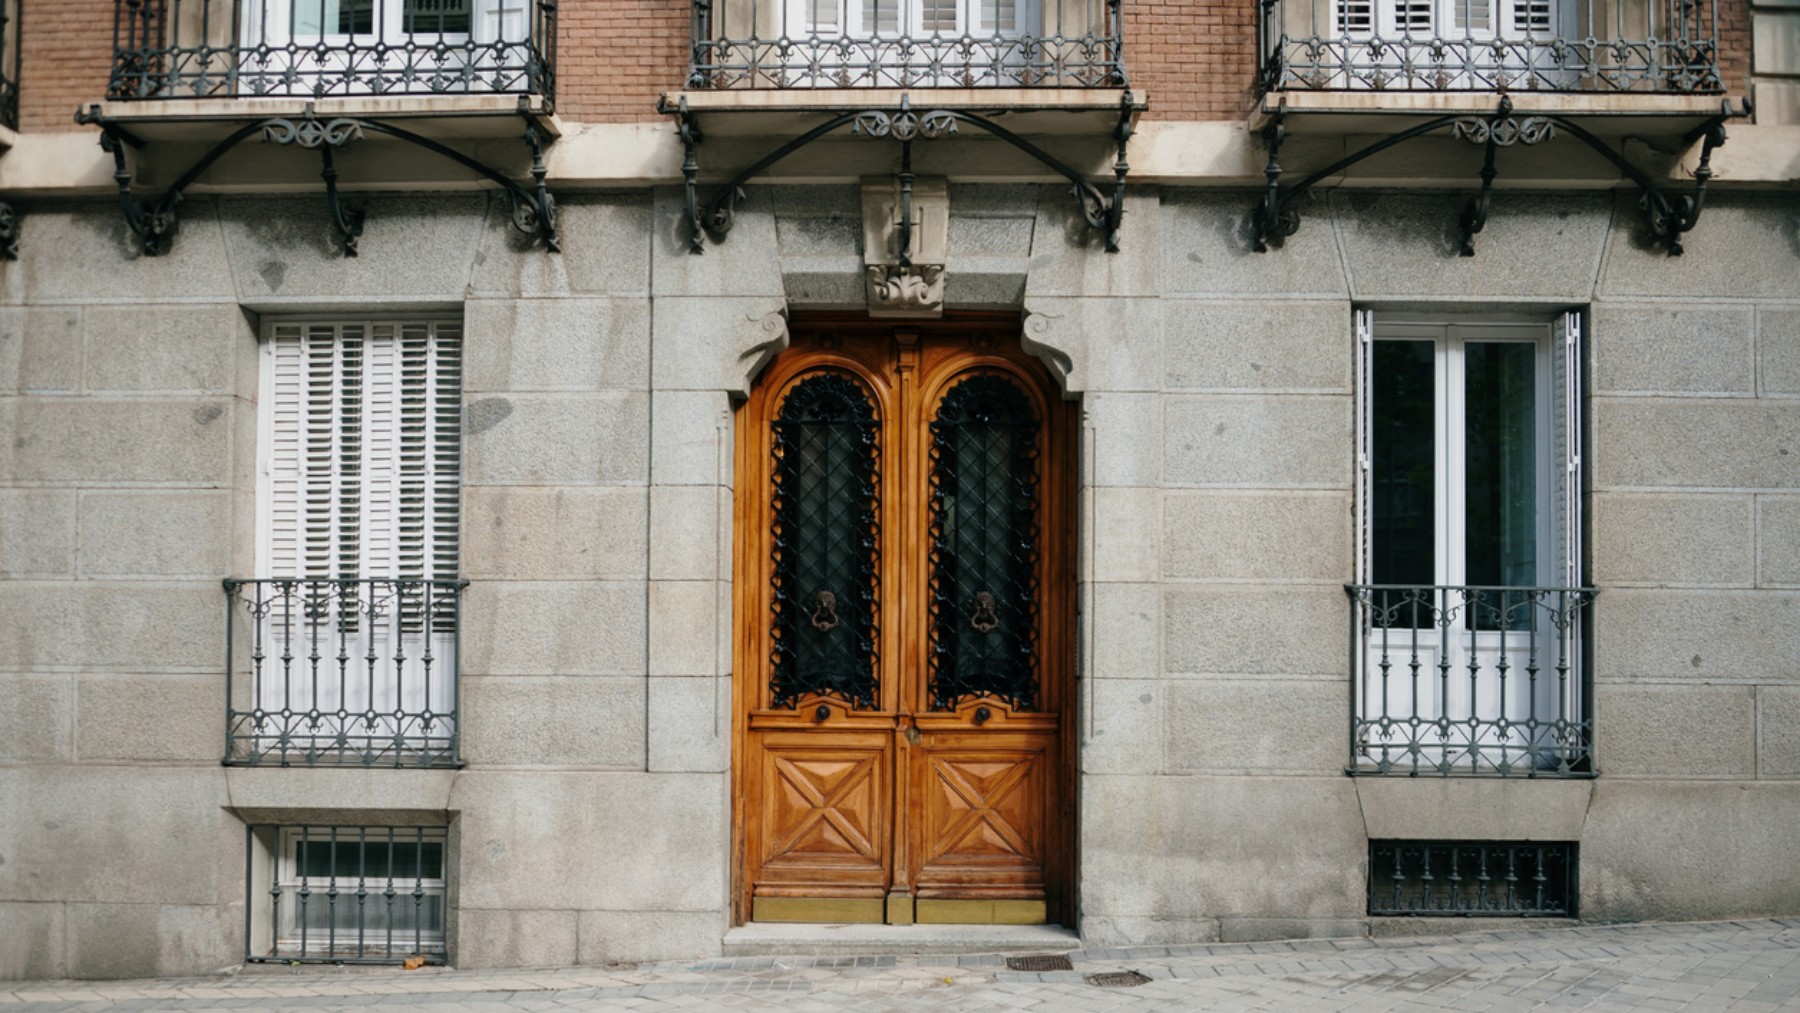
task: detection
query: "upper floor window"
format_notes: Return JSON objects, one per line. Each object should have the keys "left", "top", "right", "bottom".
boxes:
{"left": 108, "top": 0, "right": 554, "bottom": 101}
{"left": 690, "top": 0, "right": 1125, "bottom": 88}
{"left": 1349, "top": 311, "right": 1593, "bottom": 777}
{"left": 225, "top": 318, "right": 464, "bottom": 768}
{"left": 1260, "top": 0, "right": 1723, "bottom": 93}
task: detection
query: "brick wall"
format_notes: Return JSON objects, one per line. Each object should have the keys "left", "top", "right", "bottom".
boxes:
{"left": 16, "top": 0, "right": 113, "bottom": 132}
{"left": 553, "top": 0, "right": 688, "bottom": 122}
{"left": 1126, "top": 0, "right": 1259, "bottom": 120}
{"left": 4, "top": 0, "right": 1761, "bottom": 132}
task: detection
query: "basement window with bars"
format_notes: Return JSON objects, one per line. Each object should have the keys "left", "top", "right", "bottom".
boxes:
{"left": 1369, "top": 840, "right": 1577, "bottom": 916}
{"left": 228, "top": 318, "right": 464, "bottom": 767}
{"left": 246, "top": 825, "right": 449, "bottom": 963}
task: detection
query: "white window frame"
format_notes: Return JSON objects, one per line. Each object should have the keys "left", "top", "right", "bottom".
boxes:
{"left": 252, "top": 316, "right": 462, "bottom": 744}
{"left": 790, "top": 0, "right": 1034, "bottom": 38}
{"left": 266, "top": 826, "right": 448, "bottom": 959}
{"left": 240, "top": 0, "right": 532, "bottom": 95}
{"left": 1354, "top": 309, "right": 1585, "bottom": 774}
{"left": 1328, "top": 0, "right": 1578, "bottom": 88}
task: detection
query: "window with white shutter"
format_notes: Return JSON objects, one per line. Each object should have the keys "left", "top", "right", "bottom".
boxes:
{"left": 1349, "top": 312, "right": 1592, "bottom": 777}
{"left": 231, "top": 317, "right": 463, "bottom": 768}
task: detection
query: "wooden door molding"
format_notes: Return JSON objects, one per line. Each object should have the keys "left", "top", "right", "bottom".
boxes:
{"left": 732, "top": 312, "right": 1076, "bottom": 927}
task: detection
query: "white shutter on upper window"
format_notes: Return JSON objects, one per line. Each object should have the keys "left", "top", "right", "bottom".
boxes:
{"left": 1337, "top": 0, "right": 1373, "bottom": 34}
{"left": 1510, "top": 0, "right": 1552, "bottom": 34}
{"left": 1354, "top": 309, "right": 1375, "bottom": 587}
{"left": 1393, "top": 0, "right": 1433, "bottom": 34}
{"left": 476, "top": 0, "right": 529, "bottom": 42}
{"left": 259, "top": 319, "right": 462, "bottom": 586}
{"left": 1550, "top": 311, "right": 1582, "bottom": 589}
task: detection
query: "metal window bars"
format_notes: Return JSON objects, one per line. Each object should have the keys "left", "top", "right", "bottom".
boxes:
{"left": 225, "top": 577, "right": 465, "bottom": 767}
{"left": 1259, "top": 0, "right": 1720, "bottom": 93}
{"left": 247, "top": 825, "right": 448, "bottom": 964}
{"left": 688, "top": 0, "right": 1126, "bottom": 88}
{"left": 1347, "top": 584, "right": 1596, "bottom": 777}
{"left": 107, "top": 0, "right": 556, "bottom": 101}
{"left": 1369, "top": 840, "right": 1577, "bottom": 916}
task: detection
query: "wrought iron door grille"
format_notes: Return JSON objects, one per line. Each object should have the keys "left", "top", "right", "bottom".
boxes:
{"left": 1258, "top": 0, "right": 1721, "bottom": 93}
{"left": 225, "top": 577, "right": 463, "bottom": 767}
{"left": 688, "top": 0, "right": 1126, "bottom": 89}
{"left": 1369, "top": 840, "right": 1577, "bottom": 916}
{"left": 107, "top": 0, "right": 556, "bottom": 101}
{"left": 769, "top": 372, "right": 881, "bottom": 709}
{"left": 1348, "top": 584, "right": 1594, "bottom": 777}
{"left": 246, "top": 825, "right": 448, "bottom": 964}
{"left": 927, "top": 373, "right": 1040, "bottom": 711}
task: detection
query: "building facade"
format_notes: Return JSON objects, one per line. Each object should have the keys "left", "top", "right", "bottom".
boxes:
{"left": 1, "top": 0, "right": 1798, "bottom": 980}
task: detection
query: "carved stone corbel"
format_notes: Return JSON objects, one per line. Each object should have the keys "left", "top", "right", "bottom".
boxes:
{"left": 862, "top": 173, "right": 948, "bottom": 319}
{"left": 865, "top": 264, "right": 945, "bottom": 318}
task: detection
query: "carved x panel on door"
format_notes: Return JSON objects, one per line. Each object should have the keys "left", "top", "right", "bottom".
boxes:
{"left": 734, "top": 316, "right": 1075, "bottom": 926}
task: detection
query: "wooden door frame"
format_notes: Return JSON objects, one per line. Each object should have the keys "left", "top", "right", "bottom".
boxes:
{"left": 729, "top": 311, "right": 1079, "bottom": 927}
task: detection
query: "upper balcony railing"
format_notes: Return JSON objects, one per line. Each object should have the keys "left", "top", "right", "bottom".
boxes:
{"left": 687, "top": 0, "right": 1126, "bottom": 89}
{"left": 1259, "top": 0, "right": 1721, "bottom": 94}
{"left": 108, "top": 0, "right": 556, "bottom": 102}
{"left": 0, "top": 0, "right": 19, "bottom": 129}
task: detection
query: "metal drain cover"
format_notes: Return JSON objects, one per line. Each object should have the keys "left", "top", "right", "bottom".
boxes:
{"left": 1006, "top": 954, "right": 1074, "bottom": 972}
{"left": 1085, "top": 970, "right": 1153, "bottom": 988}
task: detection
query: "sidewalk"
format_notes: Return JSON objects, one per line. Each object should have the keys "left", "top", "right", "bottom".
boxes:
{"left": 4, "top": 918, "right": 1797, "bottom": 1011}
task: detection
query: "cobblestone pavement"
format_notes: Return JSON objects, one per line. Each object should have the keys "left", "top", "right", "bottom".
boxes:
{"left": 5, "top": 919, "right": 1798, "bottom": 1012}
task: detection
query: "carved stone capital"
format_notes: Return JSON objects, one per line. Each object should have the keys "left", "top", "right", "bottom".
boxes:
{"left": 1020, "top": 307, "right": 1076, "bottom": 390}
{"left": 865, "top": 264, "right": 945, "bottom": 319}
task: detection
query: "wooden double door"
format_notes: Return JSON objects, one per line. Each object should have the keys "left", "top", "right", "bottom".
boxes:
{"left": 733, "top": 316, "right": 1075, "bottom": 926}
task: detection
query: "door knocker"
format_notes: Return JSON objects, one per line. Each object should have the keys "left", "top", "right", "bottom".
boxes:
{"left": 969, "top": 591, "right": 999, "bottom": 633}
{"left": 810, "top": 590, "right": 840, "bottom": 632}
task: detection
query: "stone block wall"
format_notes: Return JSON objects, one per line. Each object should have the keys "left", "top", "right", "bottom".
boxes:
{"left": 1, "top": 183, "right": 1797, "bottom": 978}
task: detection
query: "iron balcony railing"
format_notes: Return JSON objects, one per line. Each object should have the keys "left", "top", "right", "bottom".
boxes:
{"left": 225, "top": 577, "right": 464, "bottom": 768}
{"left": 1259, "top": 0, "right": 1720, "bottom": 93}
{"left": 108, "top": 0, "right": 556, "bottom": 102}
{"left": 0, "top": 0, "right": 17, "bottom": 130}
{"left": 688, "top": 0, "right": 1126, "bottom": 89}
{"left": 1347, "top": 584, "right": 1596, "bottom": 777}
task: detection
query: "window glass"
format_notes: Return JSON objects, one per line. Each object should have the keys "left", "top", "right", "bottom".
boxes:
{"left": 1464, "top": 341, "right": 1537, "bottom": 589}
{"left": 1371, "top": 339, "right": 1435, "bottom": 589}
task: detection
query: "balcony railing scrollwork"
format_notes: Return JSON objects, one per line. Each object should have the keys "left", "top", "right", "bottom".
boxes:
{"left": 1347, "top": 584, "right": 1596, "bottom": 778}
{"left": 109, "top": 0, "right": 556, "bottom": 102}
{"left": 1259, "top": 0, "right": 1720, "bottom": 94}
{"left": 689, "top": 0, "right": 1125, "bottom": 89}
{"left": 225, "top": 577, "right": 466, "bottom": 768}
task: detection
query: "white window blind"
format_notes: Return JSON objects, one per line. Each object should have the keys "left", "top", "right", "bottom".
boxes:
{"left": 260, "top": 319, "right": 462, "bottom": 586}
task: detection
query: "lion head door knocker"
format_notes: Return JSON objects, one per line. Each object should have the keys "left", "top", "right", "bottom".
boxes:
{"left": 810, "top": 590, "right": 840, "bottom": 632}
{"left": 969, "top": 591, "right": 999, "bottom": 633}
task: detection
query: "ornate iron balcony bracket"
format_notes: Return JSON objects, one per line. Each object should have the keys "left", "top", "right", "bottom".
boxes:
{"left": 0, "top": 202, "right": 19, "bottom": 260}
{"left": 1252, "top": 97, "right": 1747, "bottom": 258}
{"left": 671, "top": 91, "right": 1135, "bottom": 255}
{"left": 76, "top": 103, "right": 559, "bottom": 257}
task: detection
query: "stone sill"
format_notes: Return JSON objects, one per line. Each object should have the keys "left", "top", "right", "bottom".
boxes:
{"left": 78, "top": 93, "right": 559, "bottom": 144}
{"left": 0, "top": 117, "right": 1791, "bottom": 196}
{"left": 1259, "top": 90, "right": 1738, "bottom": 138}
{"left": 662, "top": 87, "right": 1145, "bottom": 138}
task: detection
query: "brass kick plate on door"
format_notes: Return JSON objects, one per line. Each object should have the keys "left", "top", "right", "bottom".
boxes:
{"left": 752, "top": 897, "right": 885, "bottom": 923}
{"left": 915, "top": 899, "right": 1047, "bottom": 924}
